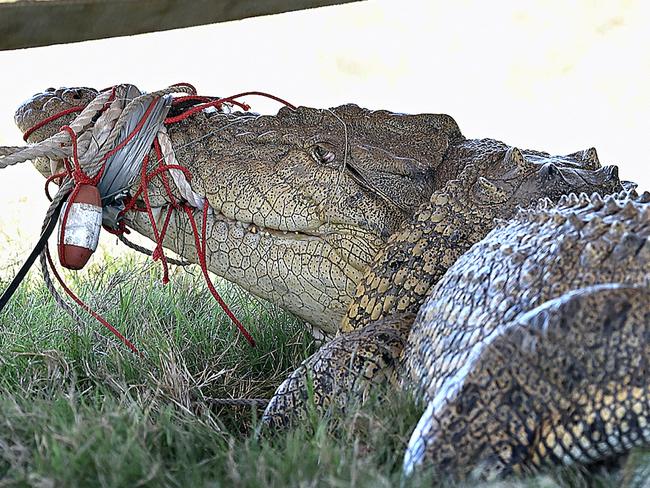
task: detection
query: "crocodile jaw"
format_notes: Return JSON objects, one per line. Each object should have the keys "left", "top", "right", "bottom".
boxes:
{"left": 126, "top": 204, "right": 376, "bottom": 334}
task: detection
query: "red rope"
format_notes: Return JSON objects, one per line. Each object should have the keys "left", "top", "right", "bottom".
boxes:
{"left": 45, "top": 171, "right": 66, "bottom": 202}
{"left": 182, "top": 201, "right": 256, "bottom": 347}
{"left": 22, "top": 105, "right": 84, "bottom": 141}
{"left": 172, "top": 95, "right": 213, "bottom": 105}
{"left": 49, "top": 125, "right": 141, "bottom": 353}
{"left": 100, "top": 98, "right": 158, "bottom": 165}
{"left": 122, "top": 140, "right": 257, "bottom": 346}
{"left": 45, "top": 246, "right": 141, "bottom": 355}
{"left": 164, "top": 91, "right": 295, "bottom": 124}
{"left": 137, "top": 154, "right": 172, "bottom": 283}
{"left": 56, "top": 126, "right": 101, "bottom": 269}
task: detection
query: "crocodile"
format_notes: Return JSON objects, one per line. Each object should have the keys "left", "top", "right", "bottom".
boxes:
{"left": 12, "top": 86, "right": 642, "bottom": 479}
{"left": 13, "top": 88, "right": 618, "bottom": 334}
{"left": 401, "top": 191, "right": 650, "bottom": 478}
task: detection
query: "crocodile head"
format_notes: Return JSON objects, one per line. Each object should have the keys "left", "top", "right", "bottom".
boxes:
{"left": 15, "top": 86, "right": 464, "bottom": 334}
{"left": 15, "top": 87, "right": 100, "bottom": 176}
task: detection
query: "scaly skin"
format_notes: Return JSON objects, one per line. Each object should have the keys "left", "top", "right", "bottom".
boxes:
{"left": 405, "top": 284, "right": 650, "bottom": 480}
{"left": 262, "top": 148, "right": 621, "bottom": 426}
{"left": 341, "top": 141, "right": 608, "bottom": 332}
{"left": 401, "top": 190, "right": 650, "bottom": 478}
{"left": 266, "top": 189, "right": 650, "bottom": 480}
{"left": 13, "top": 88, "right": 615, "bottom": 337}
{"left": 13, "top": 86, "right": 640, "bottom": 479}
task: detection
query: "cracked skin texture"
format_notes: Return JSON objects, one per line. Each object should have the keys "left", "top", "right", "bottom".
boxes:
{"left": 262, "top": 145, "right": 622, "bottom": 421}
{"left": 14, "top": 86, "right": 646, "bottom": 479}
{"left": 265, "top": 188, "right": 650, "bottom": 480}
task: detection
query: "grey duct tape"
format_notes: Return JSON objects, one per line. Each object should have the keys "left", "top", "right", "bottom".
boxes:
{"left": 98, "top": 89, "right": 173, "bottom": 228}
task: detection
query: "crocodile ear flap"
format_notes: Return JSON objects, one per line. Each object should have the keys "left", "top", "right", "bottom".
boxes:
{"left": 476, "top": 177, "right": 501, "bottom": 196}
{"left": 566, "top": 147, "right": 601, "bottom": 170}
{"left": 504, "top": 147, "right": 536, "bottom": 173}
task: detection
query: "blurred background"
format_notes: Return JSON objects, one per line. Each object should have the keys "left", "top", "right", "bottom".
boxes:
{"left": 0, "top": 0, "right": 648, "bottom": 265}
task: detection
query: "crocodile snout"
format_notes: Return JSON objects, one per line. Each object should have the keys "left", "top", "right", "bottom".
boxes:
{"left": 14, "top": 87, "right": 98, "bottom": 142}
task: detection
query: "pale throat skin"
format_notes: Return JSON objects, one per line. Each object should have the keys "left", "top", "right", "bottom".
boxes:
{"left": 15, "top": 87, "right": 462, "bottom": 335}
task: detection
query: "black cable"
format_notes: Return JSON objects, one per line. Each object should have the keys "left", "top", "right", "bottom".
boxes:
{"left": 0, "top": 196, "right": 66, "bottom": 313}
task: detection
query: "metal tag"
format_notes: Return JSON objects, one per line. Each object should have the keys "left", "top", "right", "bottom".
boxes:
{"left": 59, "top": 202, "right": 103, "bottom": 250}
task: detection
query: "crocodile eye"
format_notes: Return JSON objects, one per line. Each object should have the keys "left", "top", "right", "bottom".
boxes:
{"left": 311, "top": 145, "right": 336, "bottom": 164}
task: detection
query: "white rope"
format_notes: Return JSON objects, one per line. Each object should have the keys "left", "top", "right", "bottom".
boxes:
{"left": 0, "top": 83, "right": 206, "bottom": 333}
{"left": 0, "top": 84, "right": 195, "bottom": 175}
{"left": 0, "top": 146, "right": 24, "bottom": 156}
{"left": 156, "top": 126, "right": 206, "bottom": 209}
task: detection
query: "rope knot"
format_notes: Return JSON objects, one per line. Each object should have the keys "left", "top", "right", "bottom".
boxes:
{"left": 71, "top": 170, "right": 96, "bottom": 186}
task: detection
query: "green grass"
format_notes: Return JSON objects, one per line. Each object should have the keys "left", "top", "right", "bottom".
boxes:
{"left": 0, "top": 255, "right": 643, "bottom": 487}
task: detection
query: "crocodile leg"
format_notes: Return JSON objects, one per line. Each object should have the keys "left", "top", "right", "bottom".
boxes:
{"left": 403, "top": 284, "right": 650, "bottom": 480}
{"left": 262, "top": 313, "right": 414, "bottom": 427}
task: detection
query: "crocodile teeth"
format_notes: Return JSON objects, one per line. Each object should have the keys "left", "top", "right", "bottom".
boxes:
{"left": 249, "top": 225, "right": 258, "bottom": 234}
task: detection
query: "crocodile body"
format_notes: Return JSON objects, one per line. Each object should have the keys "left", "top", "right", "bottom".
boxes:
{"left": 403, "top": 191, "right": 650, "bottom": 478}
{"left": 262, "top": 145, "right": 621, "bottom": 423}
{"left": 12, "top": 86, "right": 648, "bottom": 479}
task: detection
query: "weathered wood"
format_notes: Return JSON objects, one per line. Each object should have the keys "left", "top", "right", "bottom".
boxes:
{"left": 0, "top": 0, "right": 363, "bottom": 51}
